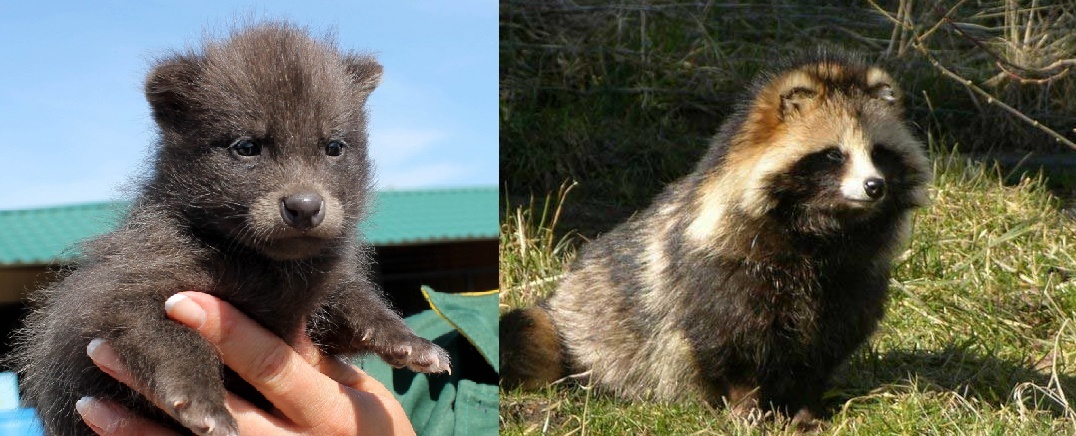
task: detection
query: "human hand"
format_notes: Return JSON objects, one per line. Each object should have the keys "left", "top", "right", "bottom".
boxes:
{"left": 75, "top": 291, "right": 416, "bottom": 436}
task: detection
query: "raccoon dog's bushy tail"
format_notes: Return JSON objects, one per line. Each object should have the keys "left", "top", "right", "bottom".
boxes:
{"left": 500, "top": 306, "right": 566, "bottom": 388}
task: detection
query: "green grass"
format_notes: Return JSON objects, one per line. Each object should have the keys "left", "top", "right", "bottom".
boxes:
{"left": 499, "top": 148, "right": 1076, "bottom": 434}
{"left": 499, "top": 181, "right": 579, "bottom": 310}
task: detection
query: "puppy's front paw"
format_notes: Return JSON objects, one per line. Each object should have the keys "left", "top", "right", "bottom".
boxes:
{"left": 366, "top": 332, "right": 451, "bottom": 374}
{"left": 165, "top": 395, "right": 238, "bottom": 436}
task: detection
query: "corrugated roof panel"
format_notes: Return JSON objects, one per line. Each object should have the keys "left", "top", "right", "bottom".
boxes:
{"left": 360, "top": 188, "right": 500, "bottom": 245}
{"left": 0, "top": 202, "right": 126, "bottom": 265}
{"left": 0, "top": 187, "right": 497, "bottom": 266}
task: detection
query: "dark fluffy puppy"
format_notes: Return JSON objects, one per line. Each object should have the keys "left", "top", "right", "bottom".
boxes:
{"left": 14, "top": 22, "right": 449, "bottom": 436}
{"left": 501, "top": 51, "right": 930, "bottom": 426}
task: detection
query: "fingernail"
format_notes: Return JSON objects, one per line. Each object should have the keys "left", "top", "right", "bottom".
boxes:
{"left": 76, "top": 397, "right": 122, "bottom": 433}
{"left": 165, "top": 293, "right": 206, "bottom": 328}
{"left": 86, "top": 338, "right": 123, "bottom": 373}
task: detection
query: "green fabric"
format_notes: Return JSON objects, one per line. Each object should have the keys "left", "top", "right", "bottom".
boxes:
{"left": 359, "top": 286, "right": 499, "bottom": 436}
{"left": 420, "top": 286, "right": 499, "bottom": 373}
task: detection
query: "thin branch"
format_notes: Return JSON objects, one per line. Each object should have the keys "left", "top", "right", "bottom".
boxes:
{"left": 940, "top": 9, "right": 1075, "bottom": 78}
{"left": 867, "top": 0, "right": 1076, "bottom": 151}
{"left": 1039, "top": 59, "right": 1076, "bottom": 72}
{"left": 913, "top": 40, "right": 1076, "bottom": 150}
{"left": 996, "top": 61, "right": 1070, "bottom": 85}
{"left": 920, "top": 0, "right": 970, "bottom": 42}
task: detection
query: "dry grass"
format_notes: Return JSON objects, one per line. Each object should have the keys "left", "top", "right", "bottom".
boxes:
{"left": 499, "top": 181, "right": 580, "bottom": 310}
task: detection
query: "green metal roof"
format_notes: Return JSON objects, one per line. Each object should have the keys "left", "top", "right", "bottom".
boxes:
{"left": 360, "top": 188, "right": 499, "bottom": 246}
{"left": 0, "top": 202, "right": 126, "bottom": 266}
{"left": 0, "top": 187, "right": 497, "bottom": 266}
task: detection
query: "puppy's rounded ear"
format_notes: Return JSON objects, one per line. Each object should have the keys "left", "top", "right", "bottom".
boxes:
{"left": 343, "top": 55, "right": 383, "bottom": 96}
{"left": 145, "top": 55, "right": 202, "bottom": 131}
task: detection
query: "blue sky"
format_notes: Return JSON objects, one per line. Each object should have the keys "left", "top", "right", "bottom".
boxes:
{"left": 0, "top": 1, "right": 497, "bottom": 210}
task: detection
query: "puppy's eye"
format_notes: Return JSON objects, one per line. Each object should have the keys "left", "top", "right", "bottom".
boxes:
{"left": 325, "top": 140, "right": 346, "bottom": 157}
{"left": 825, "top": 148, "right": 845, "bottom": 163}
{"left": 230, "top": 138, "right": 261, "bottom": 157}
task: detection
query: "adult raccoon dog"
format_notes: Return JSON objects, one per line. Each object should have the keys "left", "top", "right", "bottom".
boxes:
{"left": 13, "top": 23, "right": 449, "bottom": 436}
{"left": 501, "top": 52, "right": 930, "bottom": 424}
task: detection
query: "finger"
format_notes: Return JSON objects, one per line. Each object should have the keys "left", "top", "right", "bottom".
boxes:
{"left": 87, "top": 339, "right": 176, "bottom": 415}
{"left": 316, "top": 355, "right": 363, "bottom": 387}
{"left": 221, "top": 391, "right": 294, "bottom": 434}
{"left": 76, "top": 397, "right": 181, "bottom": 436}
{"left": 337, "top": 370, "right": 415, "bottom": 436}
{"left": 342, "top": 366, "right": 394, "bottom": 400}
{"left": 288, "top": 329, "right": 363, "bottom": 388}
{"left": 86, "top": 339, "right": 143, "bottom": 393}
{"left": 85, "top": 335, "right": 365, "bottom": 435}
{"left": 290, "top": 335, "right": 397, "bottom": 412}
{"left": 165, "top": 292, "right": 342, "bottom": 428}
{"left": 87, "top": 339, "right": 235, "bottom": 434}
{"left": 290, "top": 332, "right": 322, "bottom": 366}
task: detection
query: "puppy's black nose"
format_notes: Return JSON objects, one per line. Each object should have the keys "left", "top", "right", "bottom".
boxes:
{"left": 864, "top": 178, "right": 886, "bottom": 199}
{"left": 280, "top": 192, "right": 325, "bottom": 229}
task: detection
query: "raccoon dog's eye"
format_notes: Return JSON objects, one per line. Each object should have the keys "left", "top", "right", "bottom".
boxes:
{"left": 325, "top": 140, "right": 347, "bottom": 157}
{"left": 825, "top": 148, "right": 845, "bottom": 164}
{"left": 230, "top": 138, "right": 261, "bottom": 157}
{"left": 871, "top": 144, "right": 891, "bottom": 161}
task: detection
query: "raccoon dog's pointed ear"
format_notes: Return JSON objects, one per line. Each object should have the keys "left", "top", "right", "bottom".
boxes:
{"left": 770, "top": 70, "right": 820, "bottom": 120}
{"left": 343, "top": 55, "right": 383, "bottom": 96}
{"left": 780, "top": 86, "right": 818, "bottom": 118}
{"left": 870, "top": 84, "right": 896, "bottom": 103}
{"left": 145, "top": 55, "right": 202, "bottom": 131}
{"left": 866, "top": 68, "right": 899, "bottom": 105}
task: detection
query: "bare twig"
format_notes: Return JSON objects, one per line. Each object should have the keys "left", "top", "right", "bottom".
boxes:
{"left": 884, "top": 0, "right": 905, "bottom": 56}
{"left": 867, "top": 0, "right": 1076, "bottom": 151}
{"left": 938, "top": 7, "right": 1075, "bottom": 80}
{"left": 920, "top": 0, "right": 970, "bottom": 42}
{"left": 914, "top": 41, "right": 1076, "bottom": 150}
{"left": 996, "top": 61, "right": 1071, "bottom": 85}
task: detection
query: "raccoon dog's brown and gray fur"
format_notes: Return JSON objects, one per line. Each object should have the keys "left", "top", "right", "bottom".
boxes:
{"left": 13, "top": 22, "right": 450, "bottom": 436}
{"left": 501, "top": 52, "right": 930, "bottom": 423}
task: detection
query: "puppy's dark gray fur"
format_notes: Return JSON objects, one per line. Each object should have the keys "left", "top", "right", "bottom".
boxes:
{"left": 13, "top": 22, "right": 449, "bottom": 436}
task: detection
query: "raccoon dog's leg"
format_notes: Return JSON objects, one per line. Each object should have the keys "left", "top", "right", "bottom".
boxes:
{"left": 499, "top": 306, "right": 566, "bottom": 389}
{"left": 100, "top": 295, "right": 236, "bottom": 436}
{"left": 309, "top": 283, "right": 451, "bottom": 374}
{"left": 757, "top": 367, "right": 827, "bottom": 429}
{"left": 725, "top": 383, "right": 761, "bottom": 415}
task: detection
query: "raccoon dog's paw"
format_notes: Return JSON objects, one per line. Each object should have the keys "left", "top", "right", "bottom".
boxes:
{"left": 163, "top": 392, "right": 238, "bottom": 436}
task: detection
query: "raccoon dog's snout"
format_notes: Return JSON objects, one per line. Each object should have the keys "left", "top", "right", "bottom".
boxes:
{"left": 280, "top": 192, "right": 326, "bottom": 229}
{"left": 863, "top": 177, "right": 886, "bottom": 200}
